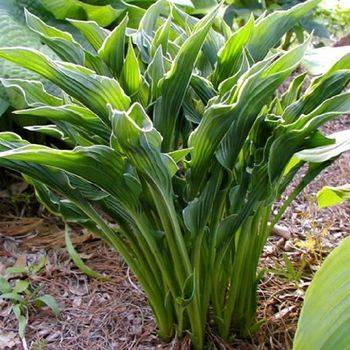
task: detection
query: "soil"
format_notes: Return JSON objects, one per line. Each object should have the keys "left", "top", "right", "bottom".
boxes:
{"left": 0, "top": 115, "right": 349, "bottom": 350}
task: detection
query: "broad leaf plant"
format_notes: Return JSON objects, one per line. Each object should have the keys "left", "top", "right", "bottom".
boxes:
{"left": 0, "top": 0, "right": 349, "bottom": 348}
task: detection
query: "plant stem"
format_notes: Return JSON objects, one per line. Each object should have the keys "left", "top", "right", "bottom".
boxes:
{"left": 80, "top": 203, "right": 175, "bottom": 339}
{"left": 148, "top": 185, "right": 204, "bottom": 348}
{"left": 219, "top": 207, "right": 270, "bottom": 339}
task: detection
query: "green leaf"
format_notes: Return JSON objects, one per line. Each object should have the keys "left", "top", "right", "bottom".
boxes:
{"left": 27, "top": 178, "right": 95, "bottom": 224}
{"left": 0, "top": 137, "right": 141, "bottom": 222}
{"left": 150, "top": 15, "right": 171, "bottom": 58}
{"left": 5, "top": 267, "right": 28, "bottom": 275}
{"left": 12, "top": 304, "right": 21, "bottom": 319}
{"left": 11, "top": 304, "right": 27, "bottom": 339}
{"left": 0, "top": 3, "right": 349, "bottom": 346}
{"left": 120, "top": 38, "right": 142, "bottom": 97}
{"left": 25, "top": 125, "right": 68, "bottom": 142}
{"left": 295, "top": 129, "right": 350, "bottom": 164}
{"left": 176, "top": 271, "right": 196, "bottom": 308}
{"left": 280, "top": 72, "right": 306, "bottom": 108}
{"left": 211, "top": 15, "right": 254, "bottom": 87}
{"left": 65, "top": 226, "right": 105, "bottom": 279}
{"left": 0, "top": 1, "right": 56, "bottom": 110}
{"left": 0, "top": 95, "right": 9, "bottom": 116}
{"left": 283, "top": 53, "right": 350, "bottom": 123}
{"left": 29, "top": 255, "right": 46, "bottom": 275}
{"left": 171, "top": 5, "right": 225, "bottom": 69}
{"left": 0, "top": 277, "right": 11, "bottom": 293}
{"left": 294, "top": 235, "right": 350, "bottom": 350}
{"left": 137, "top": 0, "right": 168, "bottom": 39}
{"left": 189, "top": 40, "right": 309, "bottom": 194}
{"left": 111, "top": 103, "right": 177, "bottom": 208}
{"left": 40, "top": 0, "right": 121, "bottom": 27}
{"left": 0, "top": 144, "right": 126, "bottom": 198}
{"left": 18, "top": 314, "right": 27, "bottom": 339}
{"left": 132, "top": 0, "right": 173, "bottom": 63}
{"left": 317, "top": 185, "right": 350, "bottom": 208}
{"left": 68, "top": 18, "right": 108, "bottom": 51}
{"left": 269, "top": 93, "right": 350, "bottom": 183}
{"left": 29, "top": 14, "right": 112, "bottom": 77}
{"left": 217, "top": 49, "right": 250, "bottom": 97}
{"left": 168, "top": 148, "right": 192, "bottom": 163}
{"left": 145, "top": 46, "right": 165, "bottom": 102}
{"left": 98, "top": 14, "right": 128, "bottom": 77}
{"left": 183, "top": 168, "right": 222, "bottom": 234}
{"left": 247, "top": 0, "right": 321, "bottom": 62}
{"left": 0, "top": 292, "right": 23, "bottom": 302}
{"left": 0, "top": 133, "right": 107, "bottom": 215}
{"left": 25, "top": 9, "right": 84, "bottom": 65}
{"left": 155, "top": 6, "right": 218, "bottom": 151}
{"left": 189, "top": 0, "right": 215, "bottom": 14}
{"left": 303, "top": 46, "right": 350, "bottom": 75}
{"left": 15, "top": 104, "right": 110, "bottom": 143}
{"left": 13, "top": 280, "right": 29, "bottom": 294}
{"left": 1, "top": 79, "right": 62, "bottom": 109}
{"left": 216, "top": 37, "right": 311, "bottom": 169}
{"left": 0, "top": 47, "right": 130, "bottom": 123}
{"left": 35, "top": 294, "right": 60, "bottom": 316}
{"left": 190, "top": 74, "right": 216, "bottom": 105}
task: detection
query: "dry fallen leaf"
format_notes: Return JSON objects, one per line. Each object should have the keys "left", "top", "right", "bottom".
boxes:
{"left": 0, "top": 331, "right": 20, "bottom": 350}
{"left": 14, "top": 255, "right": 27, "bottom": 268}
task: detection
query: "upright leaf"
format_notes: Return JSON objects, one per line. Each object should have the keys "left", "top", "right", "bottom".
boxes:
{"left": 155, "top": 7, "right": 218, "bottom": 151}
{"left": 68, "top": 19, "right": 108, "bottom": 51}
{"left": 120, "top": 39, "right": 142, "bottom": 97}
{"left": 269, "top": 93, "right": 350, "bottom": 183}
{"left": 189, "top": 40, "right": 309, "bottom": 195}
{"left": 247, "top": 0, "right": 321, "bottom": 62}
{"left": 211, "top": 16, "right": 254, "bottom": 87}
{"left": 98, "top": 14, "right": 128, "bottom": 77}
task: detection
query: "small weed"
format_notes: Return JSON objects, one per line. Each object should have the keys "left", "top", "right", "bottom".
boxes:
{"left": 270, "top": 253, "right": 307, "bottom": 284}
{"left": 32, "top": 338, "right": 48, "bottom": 350}
{"left": 0, "top": 256, "right": 59, "bottom": 350}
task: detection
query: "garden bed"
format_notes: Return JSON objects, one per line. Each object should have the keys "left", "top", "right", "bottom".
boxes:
{"left": 1, "top": 116, "right": 350, "bottom": 350}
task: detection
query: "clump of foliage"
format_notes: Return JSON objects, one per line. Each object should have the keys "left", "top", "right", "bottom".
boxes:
{"left": 0, "top": 0, "right": 187, "bottom": 123}
{"left": 222, "top": 0, "right": 330, "bottom": 45}
{"left": 0, "top": 0, "right": 52, "bottom": 121}
{"left": 0, "top": 256, "right": 59, "bottom": 350}
{"left": 0, "top": 0, "right": 349, "bottom": 348}
{"left": 315, "top": 0, "right": 350, "bottom": 42}
{"left": 270, "top": 253, "right": 307, "bottom": 284}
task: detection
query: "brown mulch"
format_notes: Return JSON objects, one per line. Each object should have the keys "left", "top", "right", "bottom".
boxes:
{"left": 0, "top": 115, "right": 350, "bottom": 350}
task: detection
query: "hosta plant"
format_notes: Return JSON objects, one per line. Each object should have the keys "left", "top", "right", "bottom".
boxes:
{"left": 0, "top": 0, "right": 349, "bottom": 348}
